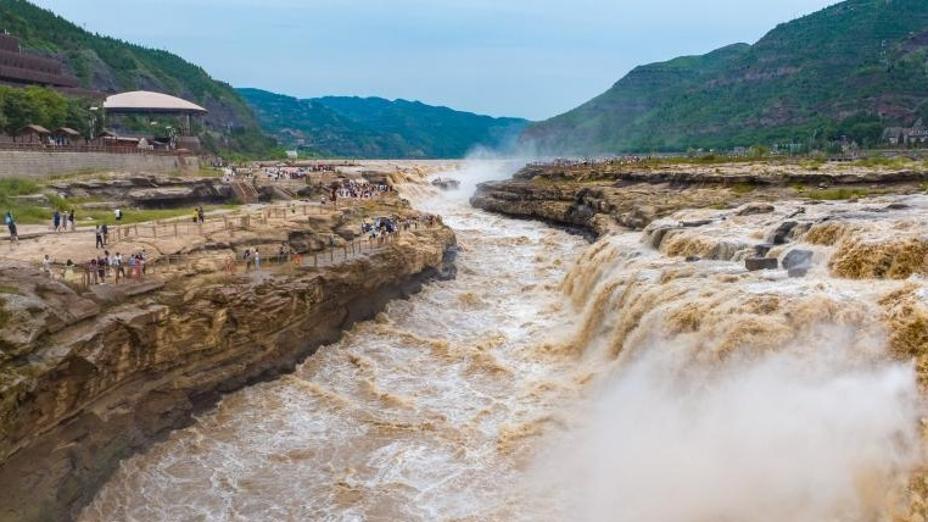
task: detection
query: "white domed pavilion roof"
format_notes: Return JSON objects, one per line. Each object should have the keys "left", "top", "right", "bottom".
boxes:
{"left": 103, "top": 91, "right": 208, "bottom": 114}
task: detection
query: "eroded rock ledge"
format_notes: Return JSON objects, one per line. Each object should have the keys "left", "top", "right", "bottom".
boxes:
{"left": 471, "top": 161, "right": 928, "bottom": 235}
{"left": 0, "top": 206, "right": 456, "bottom": 521}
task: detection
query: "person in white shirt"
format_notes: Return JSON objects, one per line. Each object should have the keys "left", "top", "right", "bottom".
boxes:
{"left": 113, "top": 252, "right": 125, "bottom": 283}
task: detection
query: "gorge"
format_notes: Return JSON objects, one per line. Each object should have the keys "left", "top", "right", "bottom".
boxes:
{"left": 55, "top": 161, "right": 928, "bottom": 521}
{"left": 3, "top": 0, "right": 928, "bottom": 520}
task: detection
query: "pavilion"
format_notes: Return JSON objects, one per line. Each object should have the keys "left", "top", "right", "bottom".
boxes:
{"left": 103, "top": 91, "right": 208, "bottom": 151}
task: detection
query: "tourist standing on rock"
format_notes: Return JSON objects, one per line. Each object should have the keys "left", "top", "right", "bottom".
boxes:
{"left": 114, "top": 208, "right": 123, "bottom": 222}
{"left": 53, "top": 210, "right": 61, "bottom": 232}
{"left": 101, "top": 223, "right": 109, "bottom": 245}
{"left": 96, "top": 255, "right": 107, "bottom": 283}
{"left": 95, "top": 225, "right": 104, "bottom": 249}
{"left": 88, "top": 259, "right": 98, "bottom": 285}
{"left": 6, "top": 211, "right": 17, "bottom": 248}
{"left": 254, "top": 249, "right": 261, "bottom": 271}
{"left": 197, "top": 207, "right": 205, "bottom": 224}
{"left": 114, "top": 252, "right": 125, "bottom": 283}
{"left": 42, "top": 254, "right": 52, "bottom": 275}
{"left": 68, "top": 210, "right": 75, "bottom": 231}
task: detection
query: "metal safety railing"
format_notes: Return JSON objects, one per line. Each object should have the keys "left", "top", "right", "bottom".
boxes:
{"left": 45, "top": 224, "right": 442, "bottom": 291}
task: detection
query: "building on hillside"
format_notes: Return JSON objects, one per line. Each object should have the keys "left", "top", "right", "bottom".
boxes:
{"left": 883, "top": 119, "right": 928, "bottom": 146}
{"left": 0, "top": 33, "right": 79, "bottom": 88}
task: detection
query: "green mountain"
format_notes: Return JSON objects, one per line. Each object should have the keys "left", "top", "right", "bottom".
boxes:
{"left": 0, "top": 0, "right": 277, "bottom": 157}
{"left": 523, "top": 0, "right": 928, "bottom": 154}
{"left": 238, "top": 88, "right": 529, "bottom": 158}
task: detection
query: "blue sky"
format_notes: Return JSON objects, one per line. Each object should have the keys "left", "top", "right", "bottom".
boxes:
{"left": 33, "top": 0, "right": 839, "bottom": 120}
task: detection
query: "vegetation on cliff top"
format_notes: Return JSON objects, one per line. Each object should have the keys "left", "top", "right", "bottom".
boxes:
{"left": 524, "top": 0, "right": 928, "bottom": 154}
{"left": 238, "top": 88, "right": 529, "bottom": 159}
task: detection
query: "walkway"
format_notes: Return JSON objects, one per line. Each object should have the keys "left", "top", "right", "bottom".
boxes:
{"left": 0, "top": 199, "right": 372, "bottom": 266}
{"left": 56, "top": 229, "right": 423, "bottom": 293}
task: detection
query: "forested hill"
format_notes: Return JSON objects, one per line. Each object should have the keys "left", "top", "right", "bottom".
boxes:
{"left": 0, "top": 0, "right": 275, "bottom": 156}
{"left": 238, "top": 88, "right": 529, "bottom": 159}
{"left": 523, "top": 0, "right": 928, "bottom": 154}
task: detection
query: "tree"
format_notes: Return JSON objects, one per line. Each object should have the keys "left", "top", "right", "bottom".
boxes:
{"left": 0, "top": 85, "right": 93, "bottom": 137}
{"left": 0, "top": 87, "right": 41, "bottom": 136}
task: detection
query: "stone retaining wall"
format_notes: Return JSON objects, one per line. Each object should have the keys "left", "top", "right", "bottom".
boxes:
{"left": 0, "top": 151, "right": 198, "bottom": 178}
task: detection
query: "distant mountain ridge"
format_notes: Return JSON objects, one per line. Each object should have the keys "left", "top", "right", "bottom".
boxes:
{"left": 238, "top": 88, "right": 528, "bottom": 159}
{"left": 524, "top": 0, "right": 928, "bottom": 154}
{"left": 0, "top": 0, "right": 275, "bottom": 156}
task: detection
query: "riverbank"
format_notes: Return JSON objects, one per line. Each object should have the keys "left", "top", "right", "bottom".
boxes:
{"left": 0, "top": 174, "right": 457, "bottom": 521}
{"left": 471, "top": 159, "right": 928, "bottom": 235}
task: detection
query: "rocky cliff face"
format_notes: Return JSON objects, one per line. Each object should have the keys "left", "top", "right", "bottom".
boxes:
{"left": 0, "top": 210, "right": 456, "bottom": 521}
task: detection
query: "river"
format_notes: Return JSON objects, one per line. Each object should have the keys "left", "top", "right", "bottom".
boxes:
{"left": 80, "top": 161, "right": 924, "bottom": 522}
{"left": 79, "top": 161, "right": 591, "bottom": 521}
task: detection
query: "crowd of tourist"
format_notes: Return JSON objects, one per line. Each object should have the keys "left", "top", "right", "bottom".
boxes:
{"left": 329, "top": 180, "right": 392, "bottom": 201}
{"left": 230, "top": 244, "right": 304, "bottom": 273}
{"left": 528, "top": 155, "right": 653, "bottom": 169}
{"left": 361, "top": 214, "right": 439, "bottom": 239}
{"left": 40, "top": 249, "right": 149, "bottom": 286}
{"left": 51, "top": 210, "right": 77, "bottom": 232}
{"left": 221, "top": 164, "right": 341, "bottom": 183}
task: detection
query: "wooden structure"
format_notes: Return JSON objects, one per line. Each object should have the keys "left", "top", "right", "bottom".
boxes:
{"left": 51, "top": 127, "right": 81, "bottom": 146}
{"left": 0, "top": 34, "right": 79, "bottom": 88}
{"left": 16, "top": 124, "right": 50, "bottom": 144}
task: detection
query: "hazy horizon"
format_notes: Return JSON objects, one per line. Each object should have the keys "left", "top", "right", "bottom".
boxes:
{"left": 32, "top": 0, "right": 839, "bottom": 120}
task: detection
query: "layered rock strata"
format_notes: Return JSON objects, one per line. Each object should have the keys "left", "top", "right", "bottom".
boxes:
{"left": 471, "top": 161, "right": 928, "bottom": 235}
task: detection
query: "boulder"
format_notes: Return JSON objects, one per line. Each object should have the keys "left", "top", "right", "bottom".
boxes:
{"left": 782, "top": 249, "right": 814, "bottom": 271}
{"left": 736, "top": 203, "right": 775, "bottom": 216}
{"left": 708, "top": 240, "right": 749, "bottom": 261}
{"left": 754, "top": 244, "right": 774, "bottom": 257}
{"left": 766, "top": 221, "right": 799, "bottom": 245}
{"left": 685, "top": 256, "right": 701, "bottom": 263}
{"left": 431, "top": 178, "right": 461, "bottom": 191}
{"left": 746, "top": 257, "right": 778, "bottom": 271}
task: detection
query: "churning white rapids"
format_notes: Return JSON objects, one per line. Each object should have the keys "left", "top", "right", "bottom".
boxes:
{"left": 80, "top": 162, "right": 922, "bottom": 522}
